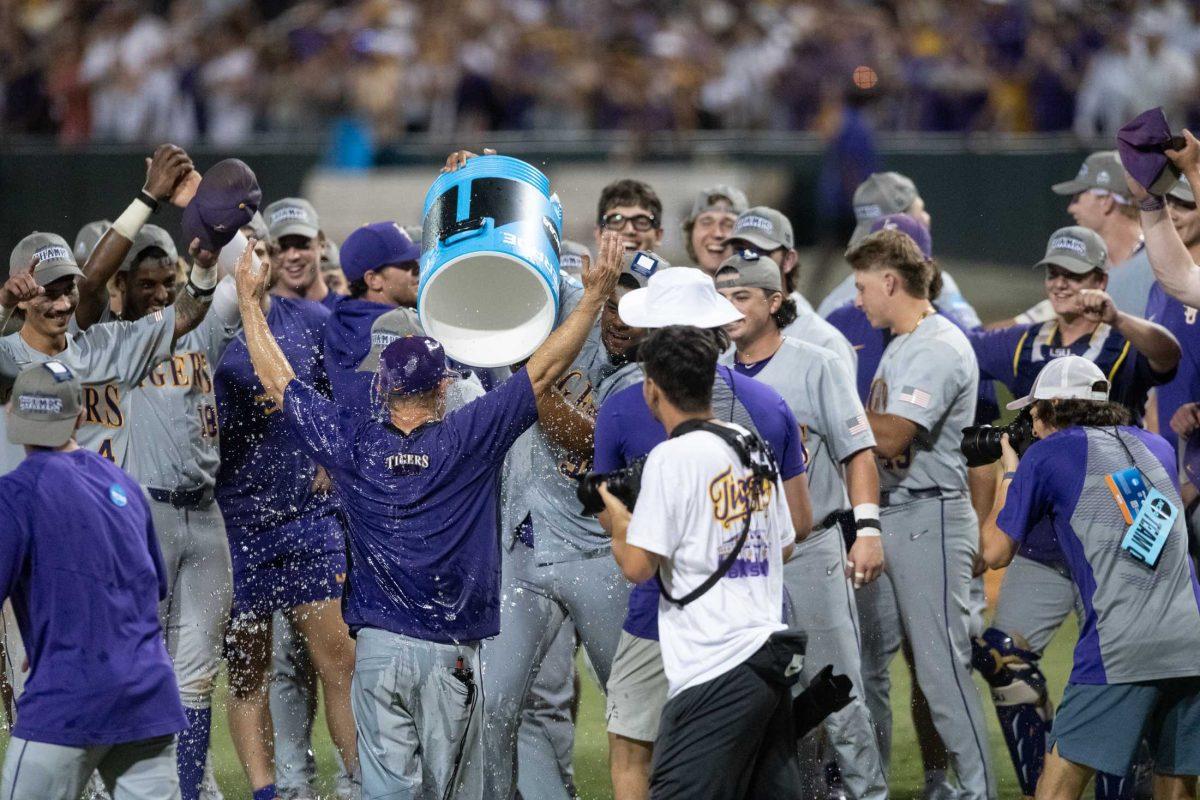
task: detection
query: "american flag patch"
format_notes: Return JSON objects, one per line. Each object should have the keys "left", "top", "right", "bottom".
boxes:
{"left": 152, "top": 310, "right": 164, "bottom": 322}
{"left": 899, "top": 386, "right": 930, "bottom": 408}
{"left": 846, "top": 414, "right": 869, "bottom": 436}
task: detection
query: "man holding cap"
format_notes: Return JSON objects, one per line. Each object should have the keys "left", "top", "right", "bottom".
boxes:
{"left": 232, "top": 217, "right": 620, "bottom": 798}
{"left": 0, "top": 362, "right": 187, "bottom": 800}
{"left": 264, "top": 198, "right": 338, "bottom": 310}
{"left": 323, "top": 221, "right": 422, "bottom": 416}
{"left": 725, "top": 205, "right": 856, "bottom": 371}
{"left": 591, "top": 267, "right": 812, "bottom": 799}
{"left": 964, "top": 226, "right": 1180, "bottom": 798}
{"left": 715, "top": 251, "right": 888, "bottom": 800}
{"left": 682, "top": 184, "right": 748, "bottom": 276}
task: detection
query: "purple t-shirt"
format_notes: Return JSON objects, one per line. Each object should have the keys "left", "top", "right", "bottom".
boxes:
{"left": 1145, "top": 282, "right": 1200, "bottom": 454}
{"left": 216, "top": 296, "right": 336, "bottom": 540}
{"left": 0, "top": 450, "right": 186, "bottom": 746}
{"left": 594, "top": 366, "right": 806, "bottom": 640}
{"left": 282, "top": 368, "right": 538, "bottom": 643}
{"left": 998, "top": 426, "right": 1200, "bottom": 684}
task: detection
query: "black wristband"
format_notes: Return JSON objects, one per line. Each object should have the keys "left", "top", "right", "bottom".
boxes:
{"left": 136, "top": 190, "right": 160, "bottom": 213}
{"left": 1139, "top": 195, "right": 1165, "bottom": 212}
{"left": 855, "top": 518, "right": 882, "bottom": 532}
{"left": 185, "top": 280, "right": 215, "bottom": 299}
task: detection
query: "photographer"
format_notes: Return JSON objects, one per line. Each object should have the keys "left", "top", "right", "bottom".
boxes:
{"left": 598, "top": 325, "right": 804, "bottom": 799}
{"left": 979, "top": 356, "right": 1200, "bottom": 800}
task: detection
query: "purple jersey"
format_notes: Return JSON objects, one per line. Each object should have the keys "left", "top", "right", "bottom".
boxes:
{"left": 827, "top": 303, "right": 1000, "bottom": 424}
{"left": 998, "top": 427, "right": 1200, "bottom": 684}
{"left": 593, "top": 366, "right": 806, "bottom": 640}
{"left": 282, "top": 368, "right": 538, "bottom": 643}
{"left": 323, "top": 294, "right": 395, "bottom": 417}
{"left": 0, "top": 450, "right": 186, "bottom": 746}
{"left": 215, "top": 297, "right": 335, "bottom": 539}
{"left": 1145, "top": 283, "right": 1200, "bottom": 454}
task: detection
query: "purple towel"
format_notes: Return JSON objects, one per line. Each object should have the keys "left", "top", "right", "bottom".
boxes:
{"left": 1116, "top": 107, "right": 1183, "bottom": 196}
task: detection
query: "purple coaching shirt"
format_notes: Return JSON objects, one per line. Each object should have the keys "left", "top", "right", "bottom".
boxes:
{"left": 593, "top": 366, "right": 806, "bottom": 641}
{"left": 0, "top": 450, "right": 186, "bottom": 746}
{"left": 1145, "top": 282, "right": 1200, "bottom": 454}
{"left": 282, "top": 368, "right": 539, "bottom": 643}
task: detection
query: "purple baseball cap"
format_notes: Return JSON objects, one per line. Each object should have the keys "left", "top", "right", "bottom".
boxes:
{"left": 870, "top": 213, "right": 932, "bottom": 259}
{"left": 1116, "top": 107, "right": 1183, "bottom": 196}
{"left": 340, "top": 222, "right": 421, "bottom": 283}
{"left": 182, "top": 159, "right": 262, "bottom": 253}
{"left": 376, "top": 335, "right": 459, "bottom": 398}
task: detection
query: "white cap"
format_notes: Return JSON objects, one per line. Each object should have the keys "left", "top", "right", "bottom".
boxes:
{"left": 1006, "top": 356, "right": 1110, "bottom": 410}
{"left": 618, "top": 267, "right": 743, "bottom": 329}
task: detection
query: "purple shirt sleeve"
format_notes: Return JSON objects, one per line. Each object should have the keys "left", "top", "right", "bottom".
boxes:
{"left": 593, "top": 398, "right": 625, "bottom": 473}
{"left": 0, "top": 493, "right": 27, "bottom": 602}
{"left": 967, "top": 325, "right": 1027, "bottom": 383}
{"left": 997, "top": 444, "right": 1054, "bottom": 544}
{"left": 283, "top": 379, "right": 362, "bottom": 470}
{"left": 442, "top": 367, "right": 538, "bottom": 466}
{"left": 775, "top": 398, "right": 807, "bottom": 481}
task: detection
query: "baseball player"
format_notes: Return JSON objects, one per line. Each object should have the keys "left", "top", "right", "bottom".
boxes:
{"left": 715, "top": 252, "right": 889, "bottom": 800}
{"left": 724, "top": 205, "right": 857, "bottom": 369}
{"left": 0, "top": 363, "right": 187, "bottom": 800}
{"left": 263, "top": 198, "right": 339, "bottom": 310}
{"left": 682, "top": 185, "right": 748, "bottom": 276}
{"left": 214, "top": 237, "right": 360, "bottom": 800}
{"left": 848, "top": 228, "right": 995, "bottom": 800}
{"left": 817, "top": 172, "right": 980, "bottom": 329}
{"left": 965, "top": 226, "right": 1180, "bottom": 799}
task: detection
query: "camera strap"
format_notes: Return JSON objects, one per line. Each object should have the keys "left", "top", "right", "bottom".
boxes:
{"left": 658, "top": 419, "right": 779, "bottom": 608}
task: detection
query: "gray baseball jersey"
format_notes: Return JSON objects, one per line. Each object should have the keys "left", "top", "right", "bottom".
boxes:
{"left": 818, "top": 271, "right": 982, "bottom": 329}
{"left": 0, "top": 309, "right": 176, "bottom": 473}
{"left": 783, "top": 292, "right": 858, "bottom": 374}
{"left": 720, "top": 337, "right": 874, "bottom": 527}
{"left": 124, "top": 315, "right": 238, "bottom": 491}
{"left": 868, "top": 314, "right": 977, "bottom": 494}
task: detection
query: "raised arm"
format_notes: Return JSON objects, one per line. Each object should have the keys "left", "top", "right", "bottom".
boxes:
{"left": 1074, "top": 289, "right": 1181, "bottom": 374}
{"left": 1128, "top": 130, "right": 1200, "bottom": 306}
{"left": 168, "top": 239, "right": 221, "bottom": 345}
{"left": 76, "top": 144, "right": 193, "bottom": 329}
{"left": 525, "top": 231, "right": 622, "bottom": 399}
{"left": 234, "top": 239, "right": 295, "bottom": 406}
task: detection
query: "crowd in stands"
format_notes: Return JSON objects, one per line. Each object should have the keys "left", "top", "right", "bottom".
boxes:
{"left": 2, "top": 0, "right": 1200, "bottom": 146}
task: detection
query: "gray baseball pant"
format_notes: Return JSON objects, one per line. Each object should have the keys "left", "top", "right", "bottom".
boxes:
{"left": 990, "top": 555, "right": 1082, "bottom": 653}
{"left": 1, "top": 735, "right": 179, "bottom": 800}
{"left": 783, "top": 527, "right": 888, "bottom": 800}
{"left": 518, "top": 616, "right": 577, "bottom": 800}
{"left": 351, "top": 627, "right": 483, "bottom": 800}
{"left": 856, "top": 494, "right": 996, "bottom": 800}
{"left": 481, "top": 540, "right": 631, "bottom": 800}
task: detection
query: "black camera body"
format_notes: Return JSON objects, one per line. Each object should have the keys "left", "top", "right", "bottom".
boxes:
{"left": 577, "top": 457, "right": 646, "bottom": 516}
{"left": 960, "top": 409, "right": 1036, "bottom": 468}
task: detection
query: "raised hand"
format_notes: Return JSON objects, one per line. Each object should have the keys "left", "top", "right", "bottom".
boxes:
{"left": 143, "top": 143, "right": 193, "bottom": 202}
{"left": 1165, "top": 129, "right": 1200, "bottom": 178}
{"left": 234, "top": 238, "right": 268, "bottom": 303}
{"left": 582, "top": 230, "right": 623, "bottom": 301}
{"left": 188, "top": 237, "right": 219, "bottom": 271}
{"left": 440, "top": 147, "right": 497, "bottom": 173}
{"left": 1073, "top": 288, "right": 1117, "bottom": 325}
{"left": 0, "top": 256, "right": 43, "bottom": 309}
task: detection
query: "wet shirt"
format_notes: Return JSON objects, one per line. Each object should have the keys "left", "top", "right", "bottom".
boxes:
{"left": 1145, "top": 281, "right": 1200, "bottom": 455}
{"left": 215, "top": 297, "right": 334, "bottom": 535}
{"left": 323, "top": 294, "right": 395, "bottom": 417}
{"left": 998, "top": 426, "right": 1200, "bottom": 684}
{"left": 282, "top": 368, "right": 538, "bottom": 643}
{"left": 0, "top": 450, "right": 186, "bottom": 746}
{"left": 593, "top": 366, "right": 806, "bottom": 640}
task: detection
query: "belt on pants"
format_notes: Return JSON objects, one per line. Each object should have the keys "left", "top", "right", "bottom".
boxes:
{"left": 879, "top": 487, "right": 944, "bottom": 508}
{"left": 148, "top": 486, "right": 214, "bottom": 509}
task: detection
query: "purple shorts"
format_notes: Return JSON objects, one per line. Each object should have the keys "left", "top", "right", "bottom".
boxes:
{"left": 228, "top": 512, "right": 347, "bottom": 619}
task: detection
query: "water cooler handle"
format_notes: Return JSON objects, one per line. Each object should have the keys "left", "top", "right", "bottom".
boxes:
{"left": 440, "top": 217, "right": 491, "bottom": 247}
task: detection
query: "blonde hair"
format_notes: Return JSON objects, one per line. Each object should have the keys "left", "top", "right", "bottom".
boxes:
{"left": 846, "top": 229, "right": 938, "bottom": 299}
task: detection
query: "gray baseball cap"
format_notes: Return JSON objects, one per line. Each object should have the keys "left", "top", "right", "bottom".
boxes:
{"left": 241, "top": 211, "right": 269, "bottom": 242}
{"left": 619, "top": 250, "right": 670, "bottom": 289}
{"left": 9, "top": 232, "right": 85, "bottom": 285}
{"left": 265, "top": 198, "right": 320, "bottom": 241}
{"left": 1052, "top": 151, "right": 1128, "bottom": 197}
{"left": 358, "top": 307, "right": 423, "bottom": 372}
{"left": 119, "top": 224, "right": 178, "bottom": 273}
{"left": 74, "top": 220, "right": 111, "bottom": 264}
{"left": 686, "top": 185, "right": 749, "bottom": 223}
{"left": 1036, "top": 226, "right": 1109, "bottom": 274}
{"left": 850, "top": 172, "right": 918, "bottom": 246}
{"left": 560, "top": 240, "right": 590, "bottom": 278}
{"left": 1167, "top": 175, "right": 1195, "bottom": 204}
{"left": 714, "top": 252, "right": 783, "bottom": 293}
{"left": 728, "top": 206, "right": 793, "bottom": 251}
{"left": 7, "top": 361, "right": 81, "bottom": 448}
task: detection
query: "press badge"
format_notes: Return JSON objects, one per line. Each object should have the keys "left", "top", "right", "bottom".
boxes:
{"left": 1105, "top": 467, "right": 1149, "bottom": 525}
{"left": 1120, "top": 488, "right": 1177, "bottom": 569}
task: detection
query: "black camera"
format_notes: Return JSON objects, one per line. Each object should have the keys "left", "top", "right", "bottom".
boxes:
{"left": 960, "top": 409, "right": 1036, "bottom": 468}
{"left": 577, "top": 457, "right": 646, "bottom": 516}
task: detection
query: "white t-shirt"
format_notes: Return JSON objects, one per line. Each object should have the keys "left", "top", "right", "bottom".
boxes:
{"left": 627, "top": 427, "right": 792, "bottom": 698}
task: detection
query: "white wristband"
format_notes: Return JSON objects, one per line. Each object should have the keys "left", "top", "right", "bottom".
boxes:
{"left": 111, "top": 198, "right": 153, "bottom": 241}
{"left": 189, "top": 261, "right": 218, "bottom": 291}
{"left": 853, "top": 503, "right": 882, "bottom": 538}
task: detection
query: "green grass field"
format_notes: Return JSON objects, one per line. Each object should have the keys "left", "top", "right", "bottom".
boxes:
{"left": 1, "top": 615, "right": 1079, "bottom": 799}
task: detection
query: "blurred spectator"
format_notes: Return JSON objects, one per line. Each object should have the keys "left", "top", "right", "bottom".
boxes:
{"left": 2, "top": 0, "right": 1199, "bottom": 146}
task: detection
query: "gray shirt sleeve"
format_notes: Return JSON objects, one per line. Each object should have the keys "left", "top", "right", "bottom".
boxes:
{"left": 882, "top": 336, "right": 966, "bottom": 433}
{"left": 77, "top": 306, "right": 176, "bottom": 389}
{"left": 815, "top": 356, "right": 875, "bottom": 462}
